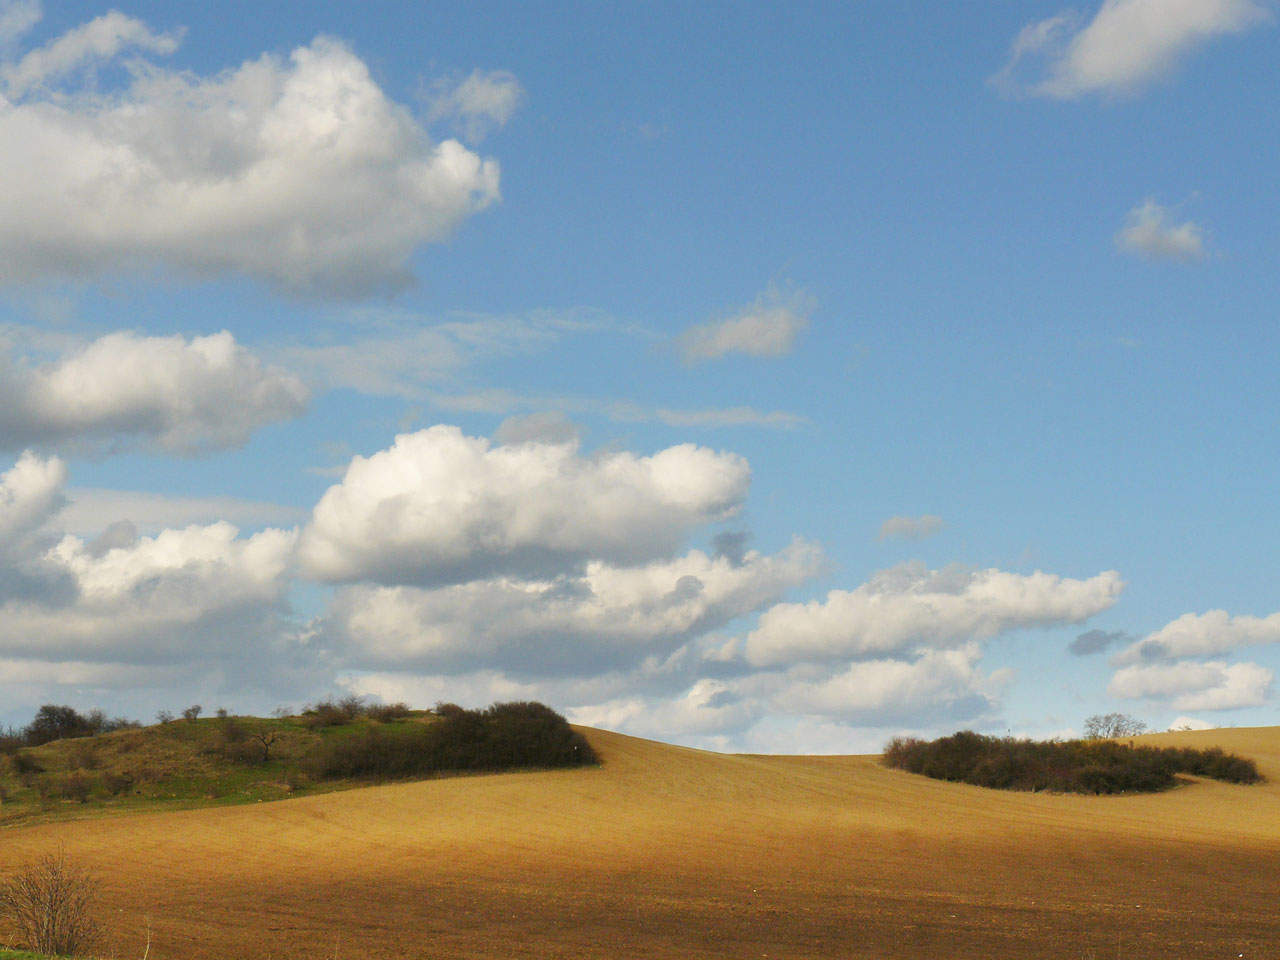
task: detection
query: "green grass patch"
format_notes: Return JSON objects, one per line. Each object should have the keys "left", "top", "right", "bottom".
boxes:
{"left": 883, "top": 730, "right": 1262, "bottom": 794}
{"left": 0, "top": 702, "right": 595, "bottom": 827}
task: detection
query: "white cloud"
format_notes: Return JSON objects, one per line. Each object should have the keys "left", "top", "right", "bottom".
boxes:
{"left": 432, "top": 391, "right": 805, "bottom": 430}
{"left": 0, "top": 521, "right": 297, "bottom": 663}
{"left": 878, "top": 514, "right": 943, "bottom": 541}
{"left": 1108, "top": 659, "right": 1272, "bottom": 711}
{"left": 1114, "top": 608, "right": 1280, "bottom": 663}
{"left": 0, "top": 451, "right": 316, "bottom": 703}
{"left": 425, "top": 69, "right": 525, "bottom": 143}
{"left": 745, "top": 562, "right": 1123, "bottom": 667}
{"left": 676, "top": 286, "right": 815, "bottom": 363}
{"left": 0, "top": 16, "right": 500, "bottom": 295}
{"left": 770, "top": 644, "right": 1012, "bottom": 725}
{"left": 278, "top": 311, "right": 580, "bottom": 399}
{"left": 60, "top": 488, "right": 304, "bottom": 537}
{"left": 0, "top": 0, "right": 40, "bottom": 47}
{"left": 299, "top": 426, "right": 752, "bottom": 585}
{"left": 1116, "top": 200, "right": 1206, "bottom": 261}
{"left": 1168, "top": 715, "right": 1215, "bottom": 731}
{"left": 630, "top": 406, "right": 806, "bottom": 430}
{"left": 323, "top": 539, "right": 821, "bottom": 676}
{"left": 2, "top": 10, "right": 180, "bottom": 96}
{"left": 0, "top": 449, "right": 65, "bottom": 557}
{"left": 569, "top": 679, "right": 763, "bottom": 740}
{"left": 494, "top": 412, "right": 582, "bottom": 447}
{"left": 992, "top": 0, "right": 1270, "bottom": 99}
{"left": 0, "top": 330, "right": 308, "bottom": 454}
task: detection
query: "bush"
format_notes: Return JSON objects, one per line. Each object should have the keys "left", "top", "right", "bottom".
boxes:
{"left": 218, "top": 716, "right": 249, "bottom": 745}
{"left": 367, "top": 701, "right": 412, "bottom": 723}
{"left": 101, "top": 771, "right": 132, "bottom": 796}
{"left": 10, "top": 751, "right": 43, "bottom": 776}
{"left": 883, "top": 731, "right": 1262, "bottom": 794}
{"left": 0, "top": 851, "right": 102, "bottom": 956}
{"left": 59, "top": 773, "right": 93, "bottom": 803}
{"left": 67, "top": 745, "right": 98, "bottom": 771}
{"left": 313, "top": 701, "right": 596, "bottom": 780}
{"left": 0, "top": 727, "right": 23, "bottom": 754}
{"left": 24, "top": 705, "right": 97, "bottom": 746}
{"left": 302, "top": 699, "right": 353, "bottom": 729}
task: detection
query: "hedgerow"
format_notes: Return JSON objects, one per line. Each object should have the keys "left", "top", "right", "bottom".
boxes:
{"left": 883, "top": 730, "right": 1261, "bottom": 794}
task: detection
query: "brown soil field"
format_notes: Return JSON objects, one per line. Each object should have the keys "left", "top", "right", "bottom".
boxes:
{"left": 3, "top": 725, "right": 1280, "bottom": 959}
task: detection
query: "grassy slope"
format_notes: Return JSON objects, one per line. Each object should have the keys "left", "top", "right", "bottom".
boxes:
{"left": 1, "top": 725, "right": 1280, "bottom": 959}
{"left": 0, "top": 713, "right": 439, "bottom": 826}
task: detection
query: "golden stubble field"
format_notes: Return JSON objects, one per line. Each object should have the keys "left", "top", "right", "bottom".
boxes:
{"left": 3, "top": 725, "right": 1280, "bottom": 960}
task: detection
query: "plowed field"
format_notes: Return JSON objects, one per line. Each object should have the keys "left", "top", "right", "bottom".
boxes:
{"left": 3, "top": 726, "right": 1279, "bottom": 959}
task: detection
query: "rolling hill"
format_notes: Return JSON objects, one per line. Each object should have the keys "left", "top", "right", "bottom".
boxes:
{"left": 2, "top": 725, "right": 1279, "bottom": 959}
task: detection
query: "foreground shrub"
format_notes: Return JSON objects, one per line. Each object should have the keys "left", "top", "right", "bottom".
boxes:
{"left": 883, "top": 731, "right": 1261, "bottom": 794}
{"left": 313, "top": 701, "right": 596, "bottom": 780}
{"left": 0, "top": 851, "right": 102, "bottom": 956}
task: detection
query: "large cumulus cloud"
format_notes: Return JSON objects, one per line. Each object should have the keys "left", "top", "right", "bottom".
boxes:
{"left": 299, "top": 426, "right": 752, "bottom": 585}
{"left": 323, "top": 539, "right": 821, "bottom": 676}
{"left": 0, "top": 330, "right": 307, "bottom": 454}
{"left": 1104, "top": 607, "right": 1280, "bottom": 714}
{"left": 0, "top": 452, "right": 312, "bottom": 705}
{"left": 0, "top": 10, "right": 501, "bottom": 296}
{"left": 745, "top": 562, "right": 1124, "bottom": 666}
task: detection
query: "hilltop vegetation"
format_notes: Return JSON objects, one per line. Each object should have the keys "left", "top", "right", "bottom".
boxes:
{"left": 0, "top": 698, "right": 595, "bottom": 825}
{"left": 884, "top": 730, "right": 1262, "bottom": 794}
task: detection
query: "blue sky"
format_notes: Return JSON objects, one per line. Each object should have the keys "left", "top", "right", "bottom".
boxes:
{"left": 1, "top": 0, "right": 1277, "bottom": 750}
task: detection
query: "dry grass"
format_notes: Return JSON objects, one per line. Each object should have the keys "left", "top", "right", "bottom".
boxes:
{"left": 2, "top": 725, "right": 1280, "bottom": 959}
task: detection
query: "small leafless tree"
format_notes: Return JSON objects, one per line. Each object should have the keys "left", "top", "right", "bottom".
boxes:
{"left": 1083, "top": 712, "right": 1148, "bottom": 739}
{"left": 0, "top": 850, "right": 102, "bottom": 956}
{"left": 252, "top": 726, "right": 280, "bottom": 762}
{"left": 181, "top": 705, "right": 203, "bottom": 722}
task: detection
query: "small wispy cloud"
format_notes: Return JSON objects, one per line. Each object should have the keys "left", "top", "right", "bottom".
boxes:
{"left": 878, "top": 514, "right": 943, "bottom": 541}
{"left": 991, "top": 0, "right": 1270, "bottom": 99}
{"left": 424, "top": 68, "right": 526, "bottom": 143}
{"left": 1068, "top": 628, "right": 1129, "bottom": 656}
{"left": 676, "top": 285, "right": 816, "bottom": 364}
{"left": 1115, "top": 200, "right": 1206, "bottom": 262}
{"left": 61, "top": 488, "right": 305, "bottom": 536}
{"left": 278, "top": 309, "right": 616, "bottom": 399}
{"left": 430, "top": 390, "right": 806, "bottom": 430}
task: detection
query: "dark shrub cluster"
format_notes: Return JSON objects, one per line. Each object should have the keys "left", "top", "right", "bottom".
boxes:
{"left": 366, "top": 701, "right": 412, "bottom": 723}
{"left": 313, "top": 701, "right": 596, "bottom": 780}
{"left": 301, "top": 694, "right": 369, "bottom": 729}
{"left": 13, "top": 705, "right": 138, "bottom": 747}
{"left": 883, "top": 731, "right": 1262, "bottom": 794}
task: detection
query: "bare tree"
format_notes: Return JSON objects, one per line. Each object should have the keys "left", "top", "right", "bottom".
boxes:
{"left": 252, "top": 725, "right": 280, "bottom": 762}
{"left": 1083, "top": 712, "right": 1148, "bottom": 739}
{"left": 0, "top": 850, "right": 102, "bottom": 956}
{"left": 181, "top": 705, "right": 203, "bottom": 722}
